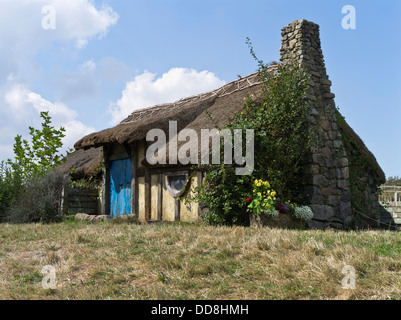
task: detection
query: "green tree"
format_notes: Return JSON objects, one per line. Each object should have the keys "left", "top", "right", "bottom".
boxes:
{"left": 1, "top": 111, "right": 71, "bottom": 221}
{"left": 7, "top": 111, "right": 71, "bottom": 179}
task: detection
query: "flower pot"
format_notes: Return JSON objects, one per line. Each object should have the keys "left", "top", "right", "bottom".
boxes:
{"left": 249, "top": 213, "right": 306, "bottom": 229}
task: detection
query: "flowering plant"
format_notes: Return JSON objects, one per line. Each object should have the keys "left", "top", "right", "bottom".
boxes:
{"left": 274, "top": 198, "right": 291, "bottom": 213}
{"left": 246, "top": 179, "right": 314, "bottom": 223}
{"left": 247, "top": 179, "right": 278, "bottom": 217}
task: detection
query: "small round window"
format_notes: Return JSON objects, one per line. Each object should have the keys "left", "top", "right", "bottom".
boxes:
{"left": 166, "top": 172, "right": 188, "bottom": 198}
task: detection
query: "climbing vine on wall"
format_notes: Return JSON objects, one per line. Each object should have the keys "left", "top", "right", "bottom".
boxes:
{"left": 190, "top": 56, "right": 315, "bottom": 225}
{"left": 335, "top": 109, "right": 382, "bottom": 226}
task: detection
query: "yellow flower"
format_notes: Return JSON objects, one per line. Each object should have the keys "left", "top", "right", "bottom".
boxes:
{"left": 264, "top": 199, "right": 267, "bottom": 202}
{"left": 257, "top": 192, "right": 261, "bottom": 196}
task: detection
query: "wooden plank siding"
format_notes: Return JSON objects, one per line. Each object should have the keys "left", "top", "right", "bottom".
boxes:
{"left": 67, "top": 188, "right": 99, "bottom": 215}
{"left": 101, "top": 140, "right": 202, "bottom": 222}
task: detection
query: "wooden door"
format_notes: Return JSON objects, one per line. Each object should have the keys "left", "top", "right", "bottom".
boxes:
{"left": 109, "top": 158, "right": 132, "bottom": 216}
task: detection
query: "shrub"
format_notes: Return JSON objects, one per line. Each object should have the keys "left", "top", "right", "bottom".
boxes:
{"left": 194, "top": 167, "right": 253, "bottom": 226}
{"left": 264, "top": 209, "right": 280, "bottom": 219}
{"left": 0, "top": 161, "right": 22, "bottom": 222}
{"left": 292, "top": 206, "right": 314, "bottom": 222}
{"left": 229, "top": 62, "right": 313, "bottom": 203}
{"left": 1, "top": 111, "right": 71, "bottom": 222}
{"left": 6, "top": 169, "right": 68, "bottom": 224}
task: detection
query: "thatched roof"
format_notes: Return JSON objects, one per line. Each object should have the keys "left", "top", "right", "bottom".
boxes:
{"left": 74, "top": 70, "right": 267, "bottom": 151}
{"left": 58, "top": 147, "right": 103, "bottom": 179}
{"left": 72, "top": 66, "right": 384, "bottom": 182}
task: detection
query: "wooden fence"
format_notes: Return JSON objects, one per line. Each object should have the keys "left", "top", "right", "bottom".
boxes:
{"left": 65, "top": 188, "right": 100, "bottom": 215}
{"left": 379, "top": 185, "right": 401, "bottom": 222}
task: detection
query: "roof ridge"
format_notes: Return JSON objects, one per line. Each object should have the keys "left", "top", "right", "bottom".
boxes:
{"left": 119, "top": 66, "right": 277, "bottom": 125}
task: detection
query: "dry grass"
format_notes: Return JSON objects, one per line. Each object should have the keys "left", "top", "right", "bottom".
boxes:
{"left": 0, "top": 220, "right": 401, "bottom": 300}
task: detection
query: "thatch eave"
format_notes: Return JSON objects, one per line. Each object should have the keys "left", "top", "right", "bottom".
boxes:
{"left": 58, "top": 147, "right": 103, "bottom": 180}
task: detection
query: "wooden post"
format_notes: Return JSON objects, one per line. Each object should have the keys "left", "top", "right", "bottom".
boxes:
{"left": 175, "top": 198, "right": 180, "bottom": 221}
{"left": 157, "top": 173, "right": 162, "bottom": 221}
{"left": 197, "top": 170, "right": 203, "bottom": 221}
{"left": 145, "top": 169, "right": 150, "bottom": 222}
{"left": 60, "top": 174, "right": 69, "bottom": 215}
{"left": 130, "top": 143, "right": 137, "bottom": 218}
{"left": 102, "top": 145, "right": 110, "bottom": 216}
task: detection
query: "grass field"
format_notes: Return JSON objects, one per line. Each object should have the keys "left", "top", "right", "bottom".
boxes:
{"left": 0, "top": 219, "right": 401, "bottom": 300}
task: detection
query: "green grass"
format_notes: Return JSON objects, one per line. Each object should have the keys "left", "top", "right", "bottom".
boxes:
{"left": 0, "top": 220, "right": 401, "bottom": 299}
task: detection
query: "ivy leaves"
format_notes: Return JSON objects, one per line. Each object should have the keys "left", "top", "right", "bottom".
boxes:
{"left": 192, "top": 63, "right": 313, "bottom": 225}
{"left": 190, "top": 39, "right": 314, "bottom": 225}
{"left": 229, "top": 63, "right": 312, "bottom": 202}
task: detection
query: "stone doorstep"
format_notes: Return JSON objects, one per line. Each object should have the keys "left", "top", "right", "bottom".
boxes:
{"left": 74, "top": 213, "right": 112, "bottom": 224}
{"left": 75, "top": 213, "right": 146, "bottom": 224}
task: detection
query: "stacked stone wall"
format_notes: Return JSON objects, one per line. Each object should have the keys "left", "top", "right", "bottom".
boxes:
{"left": 280, "top": 20, "right": 352, "bottom": 229}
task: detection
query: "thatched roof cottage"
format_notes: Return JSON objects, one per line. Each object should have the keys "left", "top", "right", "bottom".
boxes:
{"left": 64, "top": 20, "right": 385, "bottom": 229}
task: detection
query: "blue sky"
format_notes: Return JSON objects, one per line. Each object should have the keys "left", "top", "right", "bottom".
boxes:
{"left": 1, "top": 0, "right": 400, "bottom": 177}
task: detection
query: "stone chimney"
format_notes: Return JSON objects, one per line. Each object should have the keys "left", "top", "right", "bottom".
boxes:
{"left": 280, "top": 20, "right": 352, "bottom": 229}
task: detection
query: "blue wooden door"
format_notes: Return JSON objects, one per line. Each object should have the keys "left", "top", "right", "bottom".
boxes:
{"left": 110, "top": 158, "right": 132, "bottom": 216}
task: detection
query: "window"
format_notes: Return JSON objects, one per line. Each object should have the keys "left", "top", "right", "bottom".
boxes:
{"left": 165, "top": 172, "right": 188, "bottom": 198}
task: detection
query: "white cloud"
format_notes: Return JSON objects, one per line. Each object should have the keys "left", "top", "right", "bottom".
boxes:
{"left": 109, "top": 68, "right": 226, "bottom": 124}
{"left": 0, "top": 0, "right": 118, "bottom": 86}
{"left": 53, "top": 0, "right": 118, "bottom": 47}
{"left": 4, "top": 84, "right": 36, "bottom": 122}
{"left": 0, "top": 0, "right": 119, "bottom": 48}
{"left": 0, "top": 0, "right": 118, "bottom": 159}
{"left": 1, "top": 84, "right": 95, "bottom": 158}
{"left": 79, "top": 60, "right": 96, "bottom": 73}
